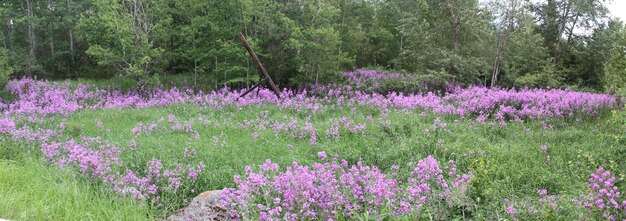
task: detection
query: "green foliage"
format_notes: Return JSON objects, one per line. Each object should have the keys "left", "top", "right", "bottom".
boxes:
{"left": 296, "top": 26, "right": 346, "bottom": 84}
{"left": 390, "top": 0, "right": 496, "bottom": 84}
{"left": 603, "top": 23, "right": 626, "bottom": 95}
{"left": 0, "top": 47, "right": 12, "bottom": 87}
{"left": 565, "top": 20, "right": 625, "bottom": 90}
{"left": 375, "top": 78, "right": 423, "bottom": 95}
{"left": 515, "top": 63, "right": 566, "bottom": 88}
{"left": 611, "top": 105, "right": 626, "bottom": 144}
{"left": 500, "top": 16, "right": 551, "bottom": 87}
{"left": 79, "top": 0, "right": 169, "bottom": 87}
{"left": 0, "top": 0, "right": 622, "bottom": 91}
{"left": 222, "top": 75, "right": 260, "bottom": 88}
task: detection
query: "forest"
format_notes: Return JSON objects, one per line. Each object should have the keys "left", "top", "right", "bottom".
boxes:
{"left": 0, "top": 0, "right": 624, "bottom": 93}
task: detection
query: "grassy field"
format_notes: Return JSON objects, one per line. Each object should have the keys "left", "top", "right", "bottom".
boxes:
{"left": 5, "top": 103, "right": 624, "bottom": 220}
{"left": 0, "top": 77, "right": 624, "bottom": 220}
{"left": 0, "top": 140, "right": 153, "bottom": 220}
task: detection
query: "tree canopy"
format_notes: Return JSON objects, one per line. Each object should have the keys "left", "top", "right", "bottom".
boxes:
{"left": 0, "top": 0, "right": 623, "bottom": 92}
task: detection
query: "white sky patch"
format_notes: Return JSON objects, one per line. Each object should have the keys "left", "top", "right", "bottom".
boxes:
{"left": 480, "top": 0, "right": 626, "bottom": 22}
{"left": 608, "top": 0, "right": 626, "bottom": 22}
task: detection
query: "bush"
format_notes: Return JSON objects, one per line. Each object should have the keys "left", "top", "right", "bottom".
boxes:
{"left": 515, "top": 63, "right": 565, "bottom": 88}
{"left": 337, "top": 69, "right": 454, "bottom": 95}
{"left": 612, "top": 105, "right": 626, "bottom": 144}
{"left": 0, "top": 48, "right": 12, "bottom": 87}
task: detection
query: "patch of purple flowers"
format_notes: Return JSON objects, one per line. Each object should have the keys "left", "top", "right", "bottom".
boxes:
{"left": 5, "top": 118, "right": 205, "bottom": 201}
{"left": 0, "top": 76, "right": 617, "bottom": 122}
{"left": 576, "top": 167, "right": 626, "bottom": 219}
{"left": 0, "top": 118, "right": 15, "bottom": 133}
{"left": 221, "top": 155, "right": 473, "bottom": 220}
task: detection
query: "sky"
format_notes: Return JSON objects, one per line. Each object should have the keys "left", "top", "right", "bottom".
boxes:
{"left": 608, "top": 0, "right": 626, "bottom": 22}
{"left": 480, "top": 0, "right": 626, "bottom": 22}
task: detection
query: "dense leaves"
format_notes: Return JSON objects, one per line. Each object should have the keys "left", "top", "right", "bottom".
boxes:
{"left": 0, "top": 0, "right": 623, "bottom": 90}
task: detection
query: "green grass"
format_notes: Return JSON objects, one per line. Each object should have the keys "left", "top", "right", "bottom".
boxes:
{"left": 0, "top": 140, "right": 153, "bottom": 221}
{"left": 23, "top": 102, "right": 623, "bottom": 219}
{"left": 3, "top": 90, "right": 624, "bottom": 220}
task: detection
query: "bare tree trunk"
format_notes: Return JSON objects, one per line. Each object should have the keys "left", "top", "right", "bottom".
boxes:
{"left": 68, "top": 29, "right": 74, "bottom": 77}
{"left": 49, "top": 0, "right": 55, "bottom": 58}
{"left": 315, "top": 64, "right": 320, "bottom": 85}
{"left": 246, "top": 58, "right": 250, "bottom": 88}
{"left": 0, "top": 30, "right": 6, "bottom": 49}
{"left": 127, "top": 0, "right": 154, "bottom": 76}
{"left": 491, "top": 0, "right": 520, "bottom": 86}
{"left": 241, "top": 5, "right": 248, "bottom": 37}
{"left": 283, "top": 0, "right": 290, "bottom": 16}
{"left": 69, "top": 29, "right": 74, "bottom": 53}
{"left": 453, "top": 19, "right": 461, "bottom": 53}
{"left": 50, "top": 35, "right": 55, "bottom": 57}
{"left": 26, "top": 0, "right": 36, "bottom": 76}
{"left": 491, "top": 36, "right": 510, "bottom": 86}
{"left": 442, "top": 0, "right": 462, "bottom": 54}
{"left": 441, "top": 0, "right": 462, "bottom": 78}
{"left": 552, "top": 0, "right": 572, "bottom": 64}
{"left": 491, "top": 51, "right": 502, "bottom": 86}
{"left": 189, "top": 6, "right": 197, "bottom": 86}
{"left": 68, "top": 0, "right": 75, "bottom": 77}
{"left": 338, "top": 1, "right": 345, "bottom": 56}
{"left": 241, "top": 4, "right": 250, "bottom": 88}
{"left": 566, "top": 12, "right": 580, "bottom": 45}
{"left": 6, "top": 17, "right": 13, "bottom": 53}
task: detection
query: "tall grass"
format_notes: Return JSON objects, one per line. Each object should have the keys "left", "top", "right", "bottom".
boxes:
{"left": 0, "top": 140, "right": 153, "bottom": 221}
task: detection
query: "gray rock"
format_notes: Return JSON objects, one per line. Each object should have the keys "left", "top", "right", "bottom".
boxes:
{"left": 166, "top": 190, "right": 231, "bottom": 221}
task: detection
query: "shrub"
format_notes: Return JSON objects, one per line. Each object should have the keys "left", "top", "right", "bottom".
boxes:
{"left": 0, "top": 47, "right": 12, "bottom": 88}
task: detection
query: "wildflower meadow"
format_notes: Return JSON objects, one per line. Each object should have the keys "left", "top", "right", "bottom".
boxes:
{"left": 0, "top": 70, "right": 625, "bottom": 220}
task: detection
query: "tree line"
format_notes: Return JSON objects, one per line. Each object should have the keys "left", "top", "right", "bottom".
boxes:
{"left": 0, "top": 0, "right": 624, "bottom": 92}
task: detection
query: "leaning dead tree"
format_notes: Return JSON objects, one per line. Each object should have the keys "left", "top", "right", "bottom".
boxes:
{"left": 237, "top": 33, "right": 281, "bottom": 99}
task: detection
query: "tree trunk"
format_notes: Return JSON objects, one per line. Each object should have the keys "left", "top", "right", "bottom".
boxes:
{"left": 0, "top": 30, "right": 6, "bottom": 49}
{"left": 26, "top": 0, "right": 36, "bottom": 76}
{"left": 50, "top": 35, "right": 55, "bottom": 57}
{"left": 551, "top": 0, "right": 572, "bottom": 64}
{"left": 491, "top": 51, "right": 502, "bottom": 86}
{"left": 338, "top": 1, "right": 345, "bottom": 56}
{"left": 48, "top": 0, "right": 55, "bottom": 69}
{"left": 6, "top": 17, "right": 14, "bottom": 53}
{"left": 566, "top": 12, "right": 581, "bottom": 45}
{"left": 491, "top": 34, "right": 504, "bottom": 86}
{"left": 69, "top": 29, "right": 74, "bottom": 53}
{"left": 192, "top": 24, "right": 197, "bottom": 88}
{"left": 68, "top": 29, "right": 74, "bottom": 77}
{"left": 66, "top": 0, "right": 74, "bottom": 77}
{"left": 441, "top": 0, "right": 462, "bottom": 78}
{"left": 442, "top": 0, "right": 462, "bottom": 54}
{"left": 453, "top": 18, "right": 461, "bottom": 53}
{"left": 491, "top": 0, "right": 520, "bottom": 86}
{"left": 491, "top": 35, "right": 510, "bottom": 87}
